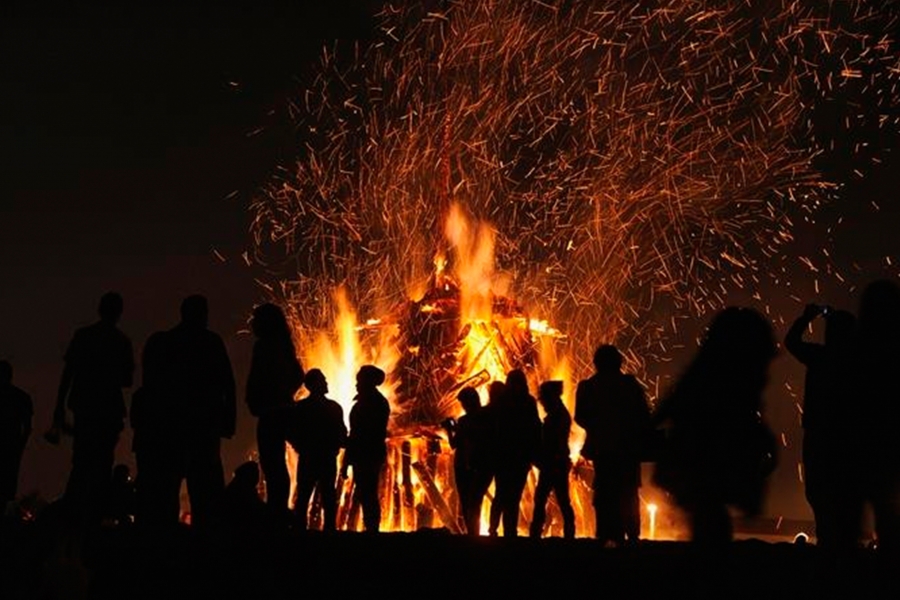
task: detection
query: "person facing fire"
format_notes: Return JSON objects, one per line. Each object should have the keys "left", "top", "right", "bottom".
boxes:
{"left": 0, "top": 360, "right": 32, "bottom": 512}
{"left": 444, "top": 386, "right": 492, "bottom": 536}
{"left": 245, "top": 302, "right": 304, "bottom": 523}
{"left": 785, "top": 303, "right": 861, "bottom": 551}
{"left": 575, "top": 344, "right": 650, "bottom": 546}
{"left": 289, "top": 368, "right": 346, "bottom": 531}
{"left": 162, "top": 295, "right": 236, "bottom": 530}
{"left": 490, "top": 369, "right": 541, "bottom": 538}
{"left": 530, "top": 380, "right": 576, "bottom": 539}
{"left": 342, "top": 365, "right": 390, "bottom": 532}
{"left": 52, "top": 291, "right": 134, "bottom": 526}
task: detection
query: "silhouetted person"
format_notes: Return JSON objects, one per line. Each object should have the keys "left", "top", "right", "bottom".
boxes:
{"left": 0, "top": 360, "right": 32, "bottom": 511}
{"left": 288, "top": 369, "right": 346, "bottom": 531}
{"left": 162, "top": 295, "right": 236, "bottom": 530}
{"left": 785, "top": 303, "right": 861, "bottom": 550}
{"left": 53, "top": 292, "right": 134, "bottom": 525}
{"left": 341, "top": 365, "right": 390, "bottom": 532}
{"left": 105, "top": 464, "right": 136, "bottom": 527}
{"left": 530, "top": 380, "right": 575, "bottom": 539}
{"left": 131, "top": 329, "right": 181, "bottom": 528}
{"left": 222, "top": 461, "right": 274, "bottom": 532}
{"left": 576, "top": 345, "right": 650, "bottom": 545}
{"left": 485, "top": 380, "right": 506, "bottom": 536}
{"left": 444, "top": 386, "right": 492, "bottom": 536}
{"left": 857, "top": 279, "right": 900, "bottom": 555}
{"left": 490, "top": 370, "right": 541, "bottom": 538}
{"left": 245, "top": 303, "right": 304, "bottom": 522}
{"left": 653, "top": 307, "right": 778, "bottom": 547}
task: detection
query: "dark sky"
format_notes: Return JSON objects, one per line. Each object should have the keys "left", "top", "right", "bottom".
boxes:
{"left": 1, "top": 1, "right": 378, "bottom": 500}
{"left": 1, "top": 1, "right": 898, "bottom": 524}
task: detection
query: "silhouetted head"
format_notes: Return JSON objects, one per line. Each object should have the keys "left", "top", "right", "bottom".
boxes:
{"left": 823, "top": 309, "right": 856, "bottom": 348}
{"left": 488, "top": 380, "right": 506, "bottom": 406}
{"left": 356, "top": 365, "right": 385, "bottom": 392}
{"left": 251, "top": 303, "right": 291, "bottom": 340}
{"left": 704, "top": 307, "right": 776, "bottom": 360}
{"left": 593, "top": 344, "right": 623, "bottom": 374}
{"left": 539, "top": 380, "right": 564, "bottom": 409}
{"left": 457, "top": 386, "right": 481, "bottom": 415}
{"left": 505, "top": 369, "right": 529, "bottom": 397}
{"left": 0, "top": 361, "right": 11, "bottom": 386}
{"left": 859, "top": 279, "right": 900, "bottom": 341}
{"left": 180, "top": 295, "right": 209, "bottom": 329}
{"left": 304, "top": 368, "right": 328, "bottom": 396}
{"left": 98, "top": 292, "right": 124, "bottom": 323}
{"left": 230, "top": 461, "right": 261, "bottom": 493}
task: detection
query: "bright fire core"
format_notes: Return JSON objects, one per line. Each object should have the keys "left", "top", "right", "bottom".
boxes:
{"left": 282, "top": 205, "right": 668, "bottom": 538}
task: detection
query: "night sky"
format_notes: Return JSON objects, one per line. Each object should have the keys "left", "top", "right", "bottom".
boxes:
{"left": 2, "top": 1, "right": 899, "bottom": 524}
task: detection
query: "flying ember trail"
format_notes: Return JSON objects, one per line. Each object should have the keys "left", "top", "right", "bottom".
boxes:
{"left": 249, "top": 0, "right": 899, "bottom": 533}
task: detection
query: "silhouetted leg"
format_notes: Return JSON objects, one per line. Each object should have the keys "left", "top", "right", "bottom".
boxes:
{"left": 622, "top": 485, "right": 641, "bottom": 543}
{"left": 0, "top": 447, "right": 22, "bottom": 506}
{"left": 593, "top": 474, "right": 623, "bottom": 545}
{"left": 65, "top": 420, "right": 120, "bottom": 526}
{"left": 257, "top": 415, "right": 290, "bottom": 517}
{"left": 354, "top": 461, "right": 382, "bottom": 532}
{"left": 551, "top": 465, "right": 576, "bottom": 539}
{"left": 185, "top": 436, "right": 225, "bottom": 531}
{"left": 488, "top": 474, "right": 502, "bottom": 536}
{"left": 454, "top": 463, "right": 473, "bottom": 534}
{"left": 467, "top": 469, "right": 492, "bottom": 536}
{"left": 294, "top": 467, "right": 317, "bottom": 530}
{"left": 530, "top": 469, "right": 552, "bottom": 538}
{"left": 318, "top": 460, "right": 338, "bottom": 532}
{"left": 135, "top": 441, "right": 182, "bottom": 528}
{"left": 500, "top": 464, "right": 529, "bottom": 538}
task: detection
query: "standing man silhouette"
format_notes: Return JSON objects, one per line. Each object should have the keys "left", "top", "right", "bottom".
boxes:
{"left": 0, "top": 360, "right": 32, "bottom": 512}
{"left": 576, "top": 345, "right": 650, "bottom": 546}
{"left": 54, "top": 292, "right": 134, "bottom": 525}
{"left": 164, "top": 295, "right": 236, "bottom": 530}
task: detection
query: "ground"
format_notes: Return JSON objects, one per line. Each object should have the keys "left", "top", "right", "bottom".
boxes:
{"left": 1, "top": 520, "right": 898, "bottom": 600}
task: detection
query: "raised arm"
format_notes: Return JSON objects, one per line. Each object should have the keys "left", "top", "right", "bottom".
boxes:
{"left": 784, "top": 304, "right": 823, "bottom": 366}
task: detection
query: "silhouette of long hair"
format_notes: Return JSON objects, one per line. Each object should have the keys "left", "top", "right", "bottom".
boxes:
{"left": 251, "top": 303, "right": 296, "bottom": 356}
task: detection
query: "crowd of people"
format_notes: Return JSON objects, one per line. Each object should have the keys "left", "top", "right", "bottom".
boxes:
{"left": 1, "top": 278, "right": 900, "bottom": 555}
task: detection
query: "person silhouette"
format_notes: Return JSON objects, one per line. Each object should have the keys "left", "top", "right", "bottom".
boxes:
{"left": 485, "top": 380, "right": 506, "bottom": 536}
{"left": 161, "top": 295, "right": 236, "bottom": 530}
{"left": 341, "top": 365, "right": 390, "bottom": 532}
{"left": 490, "top": 370, "right": 541, "bottom": 538}
{"left": 105, "top": 464, "right": 136, "bottom": 527}
{"left": 575, "top": 345, "right": 650, "bottom": 545}
{"left": 856, "top": 279, "right": 900, "bottom": 555}
{"left": 0, "top": 360, "right": 33, "bottom": 512}
{"left": 245, "top": 303, "right": 304, "bottom": 523}
{"left": 288, "top": 369, "right": 346, "bottom": 531}
{"left": 221, "top": 461, "right": 274, "bottom": 532}
{"left": 131, "top": 328, "right": 181, "bottom": 528}
{"left": 785, "top": 303, "right": 861, "bottom": 550}
{"left": 444, "top": 386, "right": 492, "bottom": 536}
{"left": 653, "top": 307, "right": 778, "bottom": 547}
{"left": 530, "top": 380, "right": 576, "bottom": 539}
{"left": 53, "top": 292, "right": 134, "bottom": 526}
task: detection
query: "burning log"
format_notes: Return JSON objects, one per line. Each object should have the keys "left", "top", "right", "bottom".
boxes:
{"left": 411, "top": 460, "right": 463, "bottom": 535}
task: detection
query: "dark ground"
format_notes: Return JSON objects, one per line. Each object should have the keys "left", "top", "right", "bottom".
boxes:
{"left": 2, "top": 520, "right": 898, "bottom": 600}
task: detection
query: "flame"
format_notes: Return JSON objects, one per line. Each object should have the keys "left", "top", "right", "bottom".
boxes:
{"left": 281, "top": 206, "right": 684, "bottom": 538}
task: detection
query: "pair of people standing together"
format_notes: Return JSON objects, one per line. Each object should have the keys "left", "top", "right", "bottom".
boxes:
{"left": 246, "top": 303, "right": 389, "bottom": 532}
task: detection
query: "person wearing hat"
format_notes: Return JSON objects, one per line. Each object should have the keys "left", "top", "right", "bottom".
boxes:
{"left": 341, "top": 365, "right": 390, "bottom": 532}
{"left": 530, "top": 380, "right": 576, "bottom": 538}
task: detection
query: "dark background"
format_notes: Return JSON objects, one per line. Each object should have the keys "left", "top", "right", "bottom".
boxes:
{"left": 1, "top": 1, "right": 898, "bottom": 524}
